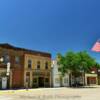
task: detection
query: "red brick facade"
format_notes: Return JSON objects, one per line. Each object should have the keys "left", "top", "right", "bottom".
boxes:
{"left": 0, "top": 43, "right": 51, "bottom": 89}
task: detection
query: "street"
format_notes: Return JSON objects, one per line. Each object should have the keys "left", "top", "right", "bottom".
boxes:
{"left": 0, "top": 86, "right": 100, "bottom": 100}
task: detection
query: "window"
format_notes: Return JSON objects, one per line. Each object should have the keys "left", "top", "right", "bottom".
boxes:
{"left": 15, "top": 56, "right": 20, "bottom": 64}
{"left": 2, "top": 50, "right": 9, "bottom": 63}
{"left": 3, "top": 55, "right": 10, "bottom": 64}
{"left": 26, "top": 72, "right": 30, "bottom": 76}
{"left": 45, "top": 78, "right": 49, "bottom": 83}
{"left": 64, "top": 78, "right": 68, "bottom": 83}
{"left": 5, "top": 55, "right": 10, "bottom": 62}
{"left": 28, "top": 59, "right": 32, "bottom": 69}
{"left": 45, "top": 62, "right": 48, "bottom": 69}
{"left": 33, "top": 78, "right": 37, "bottom": 83}
{"left": 37, "top": 61, "right": 40, "bottom": 69}
{"left": 55, "top": 78, "right": 60, "bottom": 84}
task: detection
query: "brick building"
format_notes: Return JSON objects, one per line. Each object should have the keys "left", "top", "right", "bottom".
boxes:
{"left": 0, "top": 43, "right": 51, "bottom": 89}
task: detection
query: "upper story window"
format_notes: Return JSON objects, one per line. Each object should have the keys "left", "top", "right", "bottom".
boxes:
{"left": 2, "top": 55, "right": 10, "bottom": 64}
{"left": 15, "top": 56, "right": 20, "bottom": 64}
{"left": 45, "top": 62, "right": 48, "bottom": 69}
{"left": 28, "top": 59, "right": 32, "bottom": 69}
{"left": 2, "top": 51, "right": 10, "bottom": 64}
{"left": 37, "top": 61, "right": 40, "bottom": 69}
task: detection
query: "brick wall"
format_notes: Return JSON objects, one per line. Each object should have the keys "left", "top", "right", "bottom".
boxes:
{"left": 0, "top": 47, "right": 24, "bottom": 88}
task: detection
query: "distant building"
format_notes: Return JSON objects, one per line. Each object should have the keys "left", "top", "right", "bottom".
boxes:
{"left": 0, "top": 43, "right": 51, "bottom": 89}
{"left": 51, "top": 60, "right": 69, "bottom": 87}
{"left": 51, "top": 60, "right": 98, "bottom": 87}
{"left": 85, "top": 74, "right": 98, "bottom": 85}
{"left": 85, "top": 67, "right": 98, "bottom": 85}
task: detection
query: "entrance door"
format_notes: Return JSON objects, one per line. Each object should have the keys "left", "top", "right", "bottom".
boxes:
{"left": 2, "top": 77, "right": 7, "bottom": 89}
{"left": 0, "top": 77, "right": 7, "bottom": 89}
{"left": 0, "top": 78, "right": 2, "bottom": 89}
{"left": 87, "top": 77, "right": 89, "bottom": 85}
{"left": 38, "top": 77, "right": 44, "bottom": 87}
{"left": 87, "top": 77, "right": 96, "bottom": 85}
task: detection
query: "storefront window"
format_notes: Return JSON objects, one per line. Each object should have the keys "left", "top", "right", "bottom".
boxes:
{"left": 45, "top": 78, "right": 49, "bottom": 83}
{"left": 64, "top": 78, "right": 68, "bottom": 83}
{"left": 33, "top": 78, "right": 37, "bottom": 83}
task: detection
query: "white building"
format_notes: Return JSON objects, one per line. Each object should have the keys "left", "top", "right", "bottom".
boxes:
{"left": 51, "top": 60, "right": 69, "bottom": 87}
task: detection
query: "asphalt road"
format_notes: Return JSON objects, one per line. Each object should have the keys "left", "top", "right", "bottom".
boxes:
{"left": 0, "top": 86, "right": 100, "bottom": 100}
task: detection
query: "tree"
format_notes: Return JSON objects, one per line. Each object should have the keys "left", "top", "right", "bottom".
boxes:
{"left": 57, "top": 53, "right": 68, "bottom": 76}
{"left": 77, "top": 51, "right": 96, "bottom": 72}
{"left": 57, "top": 51, "right": 96, "bottom": 87}
{"left": 57, "top": 51, "right": 80, "bottom": 86}
{"left": 77, "top": 51, "right": 96, "bottom": 85}
{"left": 95, "top": 63, "right": 100, "bottom": 69}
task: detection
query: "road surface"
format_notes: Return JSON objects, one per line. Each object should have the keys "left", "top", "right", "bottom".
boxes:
{"left": 0, "top": 86, "right": 100, "bottom": 100}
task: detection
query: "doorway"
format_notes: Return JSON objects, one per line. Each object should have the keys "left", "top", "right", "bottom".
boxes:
{"left": 0, "top": 78, "right": 2, "bottom": 89}
{"left": 38, "top": 77, "right": 44, "bottom": 87}
{"left": 0, "top": 77, "right": 8, "bottom": 89}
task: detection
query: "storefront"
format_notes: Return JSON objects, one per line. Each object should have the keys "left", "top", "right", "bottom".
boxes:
{"left": 0, "top": 70, "right": 8, "bottom": 89}
{"left": 85, "top": 74, "right": 98, "bottom": 85}
{"left": 25, "top": 71, "right": 51, "bottom": 88}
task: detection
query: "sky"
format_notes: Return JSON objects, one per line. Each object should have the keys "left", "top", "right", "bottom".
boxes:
{"left": 0, "top": 0, "right": 100, "bottom": 62}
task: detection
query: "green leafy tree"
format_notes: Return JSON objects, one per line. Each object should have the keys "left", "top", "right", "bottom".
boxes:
{"left": 95, "top": 63, "right": 100, "bottom": 69}
{"left": 77, "top": 51, "right": 96, "bottom": 72}
{"left": 57, "top": 51, "right": 96, "bottom": 87}
{"left": 77, "top": 51, "right": 96, "bottom": 85}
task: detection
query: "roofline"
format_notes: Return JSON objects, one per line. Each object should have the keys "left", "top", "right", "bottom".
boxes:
{"left": 0, "top": 43, "right": 51, "bottom": 58}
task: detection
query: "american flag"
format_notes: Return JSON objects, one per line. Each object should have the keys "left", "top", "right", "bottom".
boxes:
{"left": 92, "top": 39, "right": 100, "bottom": 52}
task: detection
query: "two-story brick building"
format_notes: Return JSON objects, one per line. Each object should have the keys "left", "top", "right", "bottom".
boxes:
{"left": 0, "top": 43, "right": 51, "bottom": 89}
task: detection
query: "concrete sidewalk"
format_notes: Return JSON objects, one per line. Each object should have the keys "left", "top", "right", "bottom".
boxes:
{"left": 0, "top": 85, "right": 100, "bottom": 94}
{"left": 0, "top": 87, "right": 100, "bottom": 100}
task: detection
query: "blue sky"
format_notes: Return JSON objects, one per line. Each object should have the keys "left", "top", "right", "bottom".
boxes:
{"left": 0, "top": 0, "right": 100, "bottom": 62}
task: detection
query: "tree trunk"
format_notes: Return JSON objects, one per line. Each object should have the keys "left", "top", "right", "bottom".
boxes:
{"left": 83, "top": 70, "right": 86, "bottom": 86}
{"left": 69, "top": 73, "right": 72, "bottom": 87}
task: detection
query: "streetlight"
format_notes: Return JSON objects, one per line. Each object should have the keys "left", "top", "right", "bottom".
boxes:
{"left": 0, "top": 57, "right": 4, "bottom": 62}
{"left": 91, "top": 71, "right": 95, "bottom": 74}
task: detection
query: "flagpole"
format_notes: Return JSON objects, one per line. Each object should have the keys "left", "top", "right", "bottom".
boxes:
{"left": 91, "top": 39, "right": 100, "bottom": 85}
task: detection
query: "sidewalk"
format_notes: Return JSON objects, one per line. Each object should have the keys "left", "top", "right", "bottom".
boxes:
{"left": 0, "top": 89, "right": 31, "bottom": 94}
{"left": 0, "top": 85, "right": 100, "bottom": 95}
{"left": 83, "top": 85, "right": 100, "bottom": 88}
